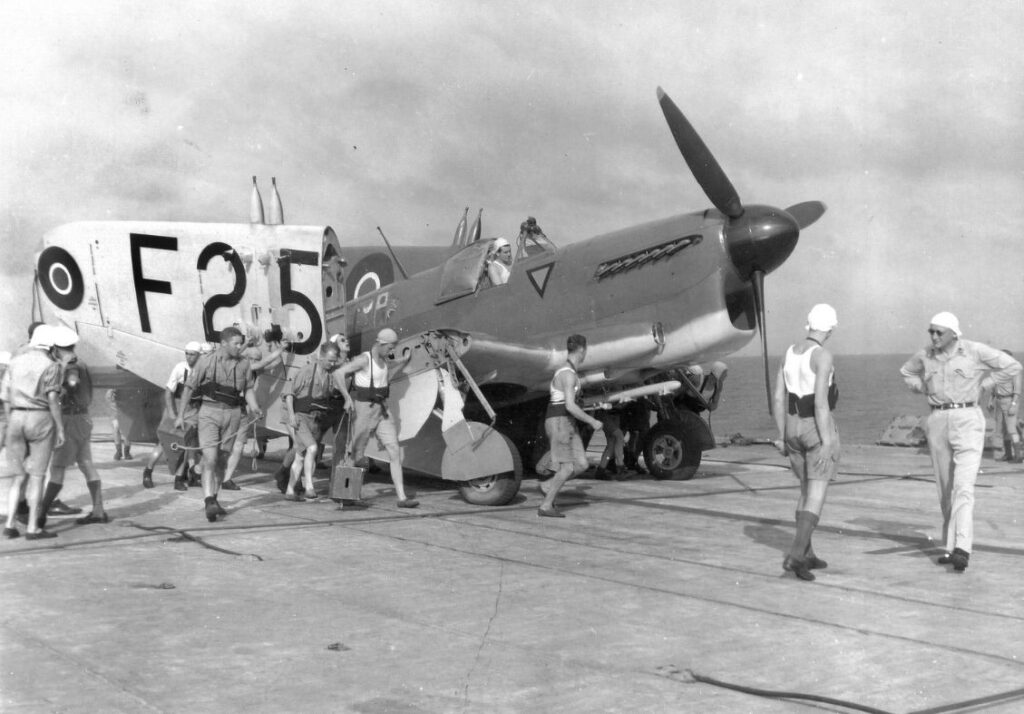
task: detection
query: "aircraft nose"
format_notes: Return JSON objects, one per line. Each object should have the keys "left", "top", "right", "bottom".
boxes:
{"left": 724, "top": 204, "right": 799, "bottom": 280}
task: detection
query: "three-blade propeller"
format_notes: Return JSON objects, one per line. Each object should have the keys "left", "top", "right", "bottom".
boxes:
{"left": 657, "top": 87, "right": 826, "bottom": 414}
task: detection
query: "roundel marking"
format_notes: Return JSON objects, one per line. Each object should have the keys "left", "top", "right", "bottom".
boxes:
{"left": 38, "top": 246, "right": 85, "bottom": 311}
{"left": 346, "top": 253, "right": 394, "bottom": 302}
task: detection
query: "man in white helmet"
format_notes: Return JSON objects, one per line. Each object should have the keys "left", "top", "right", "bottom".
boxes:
{"left": 901, "top": 312, "right": 1021, "bottom": 573}
{"left": 485, "top": 237, "right": 513, "bottom": 286}
{"left": 2, "top": 325, "right": 68, "bottom": 539}
{"left": 335, "top": 328, "right": 418, "bottom": 507}
{"left": 39, "top": 326, "right": 110, "bottom": 527}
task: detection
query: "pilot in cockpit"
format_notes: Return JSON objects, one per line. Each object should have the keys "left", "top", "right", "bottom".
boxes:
{"left": 485, "top": 237, "right": 513, "bottom": 286}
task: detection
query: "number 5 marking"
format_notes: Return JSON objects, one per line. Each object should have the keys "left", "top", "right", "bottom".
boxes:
{"left": 279, "top": 249, "right": 322, "bottom": 355}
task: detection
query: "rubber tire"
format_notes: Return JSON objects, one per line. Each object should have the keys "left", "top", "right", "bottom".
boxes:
{"left": 458, "top": 471, "right": 522, "bottom": 506}
{"left": 643, "top": 420, "right": 701, "bottom": 481}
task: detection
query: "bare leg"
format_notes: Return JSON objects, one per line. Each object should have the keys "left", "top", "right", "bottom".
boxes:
{"left": 302, "top": 444, "right": 318, "bottom": 496}
{"left": 222, "top": 437, "right": 245, "bottom": 484}
{"left": 385, "top": 442, "right": 409, "bottom": 502}
{"left": 539, "top": 462, "right": 574, "bottom": 511}
{"left": 201, "top": 447, "right": 220, "bottom": 498}
{"left": 5, "top": 474, "right": 27, "bottom": 531}
{"left": 285, "top": 450, "right": 304, "bottom": 497}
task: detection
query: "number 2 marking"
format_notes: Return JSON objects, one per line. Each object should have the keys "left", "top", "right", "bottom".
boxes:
{"left": 197, "top": 242, "right": 246, "bottom": 342}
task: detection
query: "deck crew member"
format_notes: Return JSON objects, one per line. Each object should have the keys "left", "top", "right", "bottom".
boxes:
{"left": 142, "top": 341, "right": 203, "bottom": 490}
{"left": 900, "top": 312, "right": 1021, "bottom": 572}
{"left": 282, "top": 342, "right": 343, "bottom": 501}
{"left": 537, "top": 334, "right": 603, "bottom": 518}
{"left": 982, "top": 351, "right": 1022, "bottom": 463}
{"left": 336, "top": 328, "right": 418, "bottom": 508}
{"left": 220, "top": 336, "right": 289, "bottom": 491}
{"left": 773, "top": 304, "right": 840, "bottom": 582}
{"left": 273, "top": 334, "right": 351, "bottom": 494}
{"left": 177, "top": 326, "right": 263, "bottom": 522}
{"left": 106, "top": 388, "right": 133, "bottom": 461}
{"left": 2, "top": 325, "right": 67, "bottom": 539}
{"left": 39, "top": 334, "right": 109, "bottom": 527}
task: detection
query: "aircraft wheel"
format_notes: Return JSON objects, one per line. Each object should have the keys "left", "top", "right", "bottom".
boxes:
{"left": 643, "top": 420, "right": 701, "bottom": 480}
{"left": 458, "top": 471, "right": 522, "bottom": 506}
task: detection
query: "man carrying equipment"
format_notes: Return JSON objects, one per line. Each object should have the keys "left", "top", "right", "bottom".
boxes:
{"left": 335, "top": 328, "right": 417, "bottom": 508}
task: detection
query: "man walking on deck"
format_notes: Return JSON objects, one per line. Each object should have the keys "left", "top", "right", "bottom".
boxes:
{"left": 900, "top": 312, "right": 1021, "bottom": 572}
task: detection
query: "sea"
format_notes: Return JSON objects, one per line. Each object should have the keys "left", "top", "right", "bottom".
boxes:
{"left": 705, "top": 353, "right": 928, "bottom": 445}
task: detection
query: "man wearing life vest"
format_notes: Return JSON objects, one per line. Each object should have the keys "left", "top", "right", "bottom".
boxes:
{"left": 282, "top": 342, "right": 344, "bottom": 501}
{"left": 335, "top": 328, "right": 417, "bottom": 508}
{"left": 176, "top": 326, "right": 263, "bottom": 522}
{"left": 537, "top": 334, "right": 603, "bottom": 518}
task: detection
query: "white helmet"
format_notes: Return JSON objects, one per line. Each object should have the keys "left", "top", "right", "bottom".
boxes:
{"left": 184, "top": 341, "right": 202, "bottom": 353}
{"left": 51, "top": 325, "right": 79, "bottom": 348}
{"left": 30, "top": 325, "right": 56, "bottom": 348}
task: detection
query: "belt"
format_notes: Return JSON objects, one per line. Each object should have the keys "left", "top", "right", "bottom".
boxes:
{"left": 932, "top": 402, "right": 975, "bottom": 410}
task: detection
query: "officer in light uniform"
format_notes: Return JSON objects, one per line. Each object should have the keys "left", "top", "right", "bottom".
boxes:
{"left": 177, "top": 326, "right": 263, "bottom": 522}
{"left": 335, "top": 328, "right": 417, "bottom": 508}
{"left": 900, "top": 312, "right": 1022, "bottom": 572}
{"left": 2, "top": 325, "right": 68, "bottom": 539}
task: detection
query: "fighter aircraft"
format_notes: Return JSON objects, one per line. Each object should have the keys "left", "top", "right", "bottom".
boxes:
{"left": 31, "top": 88, "right": 824, "bottom": 505}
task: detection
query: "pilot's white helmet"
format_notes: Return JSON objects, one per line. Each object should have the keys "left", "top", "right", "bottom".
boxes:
{"left": 184, "top": 341, "right": 202, "bottom": 353}
{"left": 30, "top": 325, "right": 56, "bottom": 348}
{"left": 51, "top": 325, "right": 79, "bottom": 348}
{"left": 491, "top": 237, "right": 510, "bottom": 251}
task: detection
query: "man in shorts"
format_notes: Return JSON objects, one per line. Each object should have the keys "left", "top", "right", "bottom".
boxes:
{"left": 537, "top": 334, "right": 603, "bottom": 518}
{"left": 282, "top": 342, "right": 343, "bottom": 500}
{"left": 39, "top": 334, "right": 109, "bottom": 526}
{"left": 177, "top": 327, "right": 263, "bottom": 522}
{"left": 335, "top": 328, "right": 417, "bottom": 508}
{"left": 2, "top": 325, "right": 68, "bottom": 539}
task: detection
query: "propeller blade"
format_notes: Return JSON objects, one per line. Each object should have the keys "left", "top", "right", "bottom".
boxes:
{"left": 751, "top": 269, "right": 773, "bottom": 415}
{"left": 785, "top": 201, "right": 827, "bottom": 230}
{"left": 657, "top": 87, "right": 744, "bottom": 219}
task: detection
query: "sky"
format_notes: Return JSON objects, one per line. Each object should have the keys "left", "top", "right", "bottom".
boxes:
{"left": 1, "top": 0, "right": 1022, "bottom": 357}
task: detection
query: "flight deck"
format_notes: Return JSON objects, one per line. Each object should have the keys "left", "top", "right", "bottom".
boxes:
{"left": 2, "top": 441, "right": 1023, "bottom": 713}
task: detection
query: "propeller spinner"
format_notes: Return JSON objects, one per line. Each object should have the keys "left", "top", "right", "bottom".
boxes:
{"left": 657, "top": 87, "right": 826, "bottom": 414}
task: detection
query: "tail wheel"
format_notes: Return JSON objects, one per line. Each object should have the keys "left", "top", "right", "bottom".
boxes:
{"left": 643, "top": 420, "right": 701, "bottom": 480}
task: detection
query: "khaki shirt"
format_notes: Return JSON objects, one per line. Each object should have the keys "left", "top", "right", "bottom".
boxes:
{"left": 900, "top": 339, "right": 1022, "bottom": 406}
{"left": 284, "top": 361, "right": 335, "bottom": 402}
{"left": 185, "top": 349, "right": 254, "bottom": 403}
{"left": 0, "top": 348, "right": 63, "bottom": 410}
